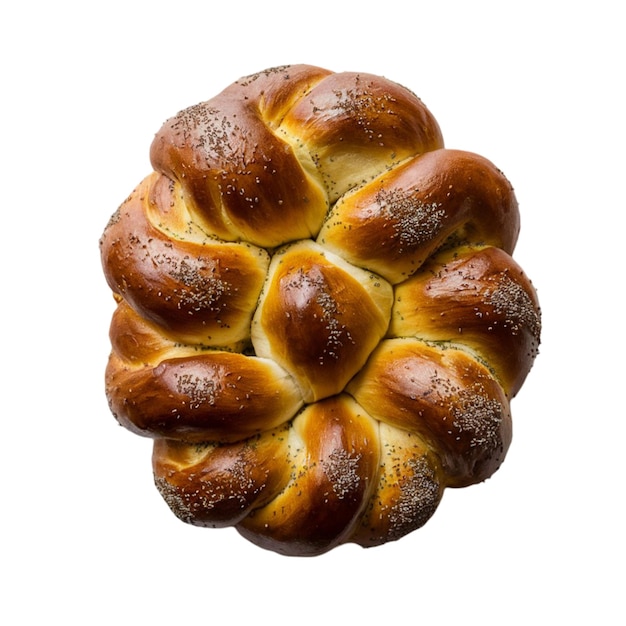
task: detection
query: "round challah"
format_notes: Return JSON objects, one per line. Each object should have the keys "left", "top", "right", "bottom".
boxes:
{"left": 100, "top": 64, "right": 541, "bottom": 556}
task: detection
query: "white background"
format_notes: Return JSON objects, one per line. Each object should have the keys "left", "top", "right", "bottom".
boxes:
{"left": 2, "top": 1, "right": 624, "bottom": 624}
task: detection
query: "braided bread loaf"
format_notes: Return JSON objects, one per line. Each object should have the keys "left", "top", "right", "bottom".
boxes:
{"left": 100, "top": 64, "right": 541, "bottom": 556}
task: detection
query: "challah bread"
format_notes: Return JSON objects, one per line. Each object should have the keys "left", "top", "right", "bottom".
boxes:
{"left": 101, "top": 64, "right": 541, "bottom": 556}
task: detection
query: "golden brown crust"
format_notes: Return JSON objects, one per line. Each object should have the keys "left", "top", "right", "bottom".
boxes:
{"left": 347, "top": 338, "right": 512, "bottom": 487}
{"left": 351, "top": 423, "right": 444, "bottom": 548}
{"left": 390, "top": 245, "right": 541, "bottom": 397}
{"left": 108, "top": 300, "right": 177, "bottom": 364}
{"left": 106, "top": 350, "right": 303, "bottom": 443}
{"left": 149, "top": 65, "right": 331, "bottom": 248}
{"left": 251, "top": 240, "right": 393, "bottom": 402}
{"left": 153, "top": 424, "right": 292, "bottom": 527}
{"left": 101, "top": 64, "right": 541, "bottom": 556}
{"left": 318, "top": 149, "right": 520, "bottom": 284}
{"left": 100, "top": 173, "right": 270, "bottom": 348}
{"left": 236, "top": 395, "right": 380, "bottom": 556}
{"left": 278, "top": 71, "right": 444, "bottom": 201}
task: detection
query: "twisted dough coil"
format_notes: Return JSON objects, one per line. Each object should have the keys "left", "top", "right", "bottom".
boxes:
{"left": 100, "top": 64, "right": 541, "bottom": 556}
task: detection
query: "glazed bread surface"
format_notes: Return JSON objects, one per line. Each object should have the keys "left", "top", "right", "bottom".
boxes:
{"left": 101, "top": 64, "right": 541, "bottom": 556}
